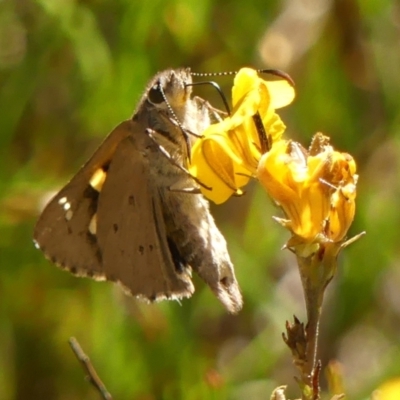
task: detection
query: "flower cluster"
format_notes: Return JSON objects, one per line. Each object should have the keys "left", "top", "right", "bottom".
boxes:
{"left": 190, "top": 68, "right": 358, "bottom": 251}
{"left": 257, "top": 133, "right": 358, "bottom": 255}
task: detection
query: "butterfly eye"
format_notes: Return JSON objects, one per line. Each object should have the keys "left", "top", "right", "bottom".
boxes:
{"left": 148, "top": 83, "right": 165, "bottom": 104}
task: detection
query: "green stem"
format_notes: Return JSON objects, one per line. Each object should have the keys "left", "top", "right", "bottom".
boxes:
{"left": 304, "top": 287, "right": 322, "bottom": 384}
{"left": 297, "top": 255, "right": 324, "bottom": 393}
{"left": 296, "top": 244, "right": 339, "bottom": 400}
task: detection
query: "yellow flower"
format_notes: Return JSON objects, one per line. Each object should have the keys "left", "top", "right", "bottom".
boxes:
{"left": 189, "top": 67, "right": 295, "bottom": 204}
{"left": 374, "top": 378, "right": 400, "bottom": 400}
{"left": 256, "top": 133, "right": 357, "bottom": 252}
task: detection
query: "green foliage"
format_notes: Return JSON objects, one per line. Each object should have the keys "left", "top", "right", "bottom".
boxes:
{"left": 1, "top": 0, "right": 400, "bottom": 399}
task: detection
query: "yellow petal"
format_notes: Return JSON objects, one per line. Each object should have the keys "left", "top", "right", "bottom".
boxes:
{"left": 190, "top": 154, "right": 236, "bottom": 205}
{"left": 257, "top": 140, "right": 299, "bottom": 205}
{"left": 232, "top": 68, "right": 260, "bottom": 106}
{"left": 228, "top": 121, "right": 260, "bottom": 170}
{"left": 232, "top": 68, "right": 295, "bottom": 110}
{"left": 190, "top": 135, "right": 248, "bottom": 204}
{"left": 264, "top": 80, "right": 295, "bottom": 109}
{"left": 375, "top": 378, "right": 400, "bottom": 400}
{"left": 328, "top": 190, "right": 356, "bottom": 241}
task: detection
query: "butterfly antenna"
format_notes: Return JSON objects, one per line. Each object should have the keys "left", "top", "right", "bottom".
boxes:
{"left": 185, "top": 81, "right": 231, "bottom": 115}
{"left": 191, "top": 71, "right": 238, "bottom": 77}
{"left": 258, "top": 69, "right": 295, "bottom": 87}
{"left": 192, "top": 68, "right": 295, "bottom": 87}
{"left": 157, "top": 83, "right": 192, "bottom": 160}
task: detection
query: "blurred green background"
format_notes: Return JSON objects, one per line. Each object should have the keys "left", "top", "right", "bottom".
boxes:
{"left": 1, "top": 0, "right": 400, "bottom": 399}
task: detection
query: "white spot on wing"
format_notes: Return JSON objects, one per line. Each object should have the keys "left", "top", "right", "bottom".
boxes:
{"left": 58, "top": 196, "right": 67, "bottom": 205}
{"left": 63, "top": 202, "right": 71, "bottom": 211}
{"left": 65, "top": 209, "right": 73, "bottom": 221}
{"left": 88, "top": 214, "right": 97, "bottom": 235}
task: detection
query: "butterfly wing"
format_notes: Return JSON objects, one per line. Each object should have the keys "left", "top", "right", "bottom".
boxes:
{"left": 95, "top": 134, "right": 194, "bottom": 300}
{"left": 34, "top": 120, "right": 194, "bottom": 300}
{"left": 34, "top": 121, "right": 132, "bottom": 277}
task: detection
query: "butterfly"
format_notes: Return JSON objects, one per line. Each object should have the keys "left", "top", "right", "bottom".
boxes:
{"left": 34, "top": 69, "right": 243, "bottom": 313}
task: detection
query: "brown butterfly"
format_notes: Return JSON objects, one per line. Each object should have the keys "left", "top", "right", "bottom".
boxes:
{"left": 34, "top": 69, "right": 242, "bottom": 313}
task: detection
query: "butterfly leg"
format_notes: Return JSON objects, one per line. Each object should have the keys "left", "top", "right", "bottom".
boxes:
{"left": 145, "top": 128, "right": 211, "bottom": 192}
{"left": 193, "top": 95, "right": 226, "bottom": 121}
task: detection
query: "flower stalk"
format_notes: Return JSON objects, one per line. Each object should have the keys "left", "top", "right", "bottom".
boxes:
{"left": 258, "top": 133, "right": 361, "bottom": 399}
{"left": 296, "top": 245, "right": 337, "bottom": 399}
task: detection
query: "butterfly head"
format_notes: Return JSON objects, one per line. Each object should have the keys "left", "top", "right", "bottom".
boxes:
{"left": 147, "top": 69, "right": 193, "bottom": 110}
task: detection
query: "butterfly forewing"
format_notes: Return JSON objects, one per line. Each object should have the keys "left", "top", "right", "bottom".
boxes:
{"left": 95, "top": 135, "right": 194, "bottom": 300}
{"left": 34, "top": 121, "right": 133, "bottom": 278}
{"left": 34, "top": 120, "right": 194, "bottom": 300}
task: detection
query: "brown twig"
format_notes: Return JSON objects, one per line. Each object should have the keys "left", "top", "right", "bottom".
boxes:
{"left": 303, "top": 280, "right": 323, "bottom": 391}
{"left": 69, "top": 337, "right": 113, "bottom": 400}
